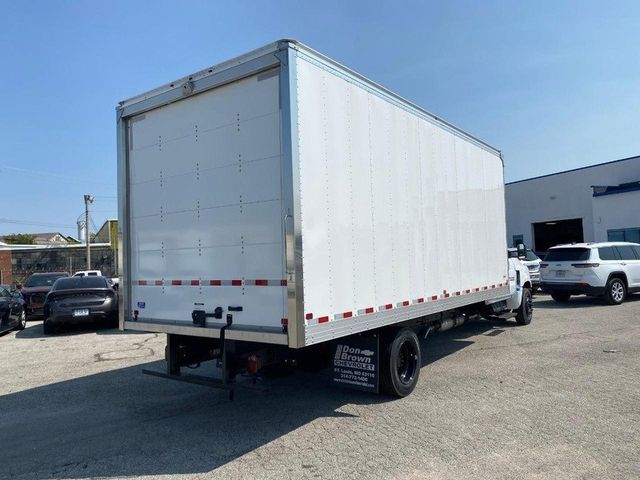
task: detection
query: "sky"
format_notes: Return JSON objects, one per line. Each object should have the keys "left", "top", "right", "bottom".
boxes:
{"left": 1, "top": 0, "right": 639, "bottom": 237}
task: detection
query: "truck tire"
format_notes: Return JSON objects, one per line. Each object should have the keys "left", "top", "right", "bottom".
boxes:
{"left": 515, "top": 288, "right": 533, "bottom": 325}
{"left": 550, "top": 292, "right": 571, "bottom": 303}
{"left": 380, "top": 328, "right": 421, "bottom": 397}
{"left": 605, "top": 277, "right": 626, "bottom": 305}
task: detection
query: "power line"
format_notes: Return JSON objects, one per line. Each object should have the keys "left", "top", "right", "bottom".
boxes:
{"left": 0, "top": 218, "right": 76, "bottom": 228}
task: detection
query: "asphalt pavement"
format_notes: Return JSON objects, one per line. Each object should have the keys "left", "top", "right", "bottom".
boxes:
{"left": 0, "top": 294, "right": 638, "bottom": 479}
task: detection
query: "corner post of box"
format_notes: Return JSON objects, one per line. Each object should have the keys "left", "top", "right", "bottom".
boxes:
{"left": 278, "top": 41, "right": 305, "bottom": 349}
{"left": 116, "top": 106, "right": 131, "bottom": 330}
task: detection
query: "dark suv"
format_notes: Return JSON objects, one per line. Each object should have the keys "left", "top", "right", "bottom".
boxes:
{"left": 20, "top": 272, "right": 69, "bottom": 319}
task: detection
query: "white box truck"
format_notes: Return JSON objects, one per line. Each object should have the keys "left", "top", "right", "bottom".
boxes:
{"left": 117, "top": 40, "right": 533, "bottom": 398}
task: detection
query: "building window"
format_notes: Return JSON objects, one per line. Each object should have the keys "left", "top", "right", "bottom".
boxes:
{"left": 607, "top": 227, "right": 640, "bottom": 243}
{"left": 512, "top": 234, "right": 524, "bottom": 247}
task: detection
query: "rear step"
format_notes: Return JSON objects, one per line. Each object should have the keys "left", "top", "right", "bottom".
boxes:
{"left": 486, "top": 311, "right": 516, "bottom": 321}
{"left": 141, "top": 369, "right": 268, "bottom": 400}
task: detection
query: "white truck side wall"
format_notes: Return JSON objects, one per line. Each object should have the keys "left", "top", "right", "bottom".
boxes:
{"left": 295, "top": 56, "right": 507, "bottom": 327}
{"left": 127, "top": 70, "right": 286, "bottom": 329}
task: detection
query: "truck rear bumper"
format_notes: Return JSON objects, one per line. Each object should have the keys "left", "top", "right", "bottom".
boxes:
{"left": 541, "top": 282, "right": 605, "bottom": 296}
{"left": 122, "top": 320, "right": 289, "bottom": 346}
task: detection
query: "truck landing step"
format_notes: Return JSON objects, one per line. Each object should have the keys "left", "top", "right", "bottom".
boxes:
{"left": 142, "top": 369, "right": 269, "bottom": 400}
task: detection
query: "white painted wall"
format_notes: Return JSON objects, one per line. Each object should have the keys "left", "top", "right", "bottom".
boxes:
{"left": 592, "top": 189, "right": 640, "bottom": 241}
{"left": 506, "top": 156, "right": 640, "bottom": 249}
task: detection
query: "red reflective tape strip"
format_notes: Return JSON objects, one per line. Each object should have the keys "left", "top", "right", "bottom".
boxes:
{"left": 171, "top": 280, "right": 181, "bottom": 286}
{"left": 231, "top": 279, "right": 242, "bottom": 286}
{"left": 431, "top": 295, "right": 438, "bottom": 301}
{"left": 492, "top": 284, "right": 496, "bottom": 288}
{"left": 416, "top": 298, "right": 424, "bottom": 304}
{"left": 403, "top": 300, "right": 410, "bottom": 306}
{"left": 305, "top": 313, "right": 313, "bottom": 320}
{"left": 318, "top": 316, "right": 329, "bottom": 324}
{"left": 465, "top": 289, "right": 470, "bottom": 294}
{"left": 483, "top": 286, "right": 488, "bottom": 290}
{"left": 343, "top": 311, "right": 353, "bottom": 319}
{"left": 255, "top": 279, "right": 268, "bottom": 286}
{"left": 281, "top": 318, "right": 288, "bottom": 326}
{"left": 444, "top": 293, "right": 450, "bottom": 298}
{"left": 190, "top": 280, "right": 199, "bottom": 286}
{"left": 155, "top": 280, "right": 163, "bottom": 286}
{"left": 455, "top": 291, "right": 461, "bottom": 296}
{"left": 385, "top": 304, "right": 393, "bottom": 310}
{"left": 138, "top": 280, "right": 147, "bottom": 286}
{"left": 209, "top": 280, "right": 221, "bottom": 286}
{"left": 358, "top": 307, "right": 374, "bottom": 315}
{"left": 475, "top": 287, "right": 480, "bottom": 292}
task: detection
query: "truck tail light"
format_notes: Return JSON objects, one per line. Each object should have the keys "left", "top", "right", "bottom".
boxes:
{"left": 571, "top": 263, "right": 599, "bottom": 268}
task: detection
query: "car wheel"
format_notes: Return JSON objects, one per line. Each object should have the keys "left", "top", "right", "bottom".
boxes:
{"left": 550, "top": 292, "right": 571, "bottom": 303}
{"left": 16, "top": 309, "right": 26, "bottom": 331}
{"left": 43, "top": 319, "right": 54, "bottom": 335}
{"left": 515, "top": 288, "right": 533, "bottom": 325}
{"left": 380, "top": 328, "right": 421, "bottom": 397}
{"left": 605, "top": 277, "right": 626, "bottom": 305}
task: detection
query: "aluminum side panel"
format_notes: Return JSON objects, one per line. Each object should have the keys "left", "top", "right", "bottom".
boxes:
{"left": 295, "top": 55, "right": 507, "bottom": 342}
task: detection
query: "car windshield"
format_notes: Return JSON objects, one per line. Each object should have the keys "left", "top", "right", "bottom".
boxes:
{"left": 53, "top": 277, "right": 108, "bottom": 290}
{"left": 544, "top": 248, "right": 591, "bottom": 262}
{"left": 24, "top": 274, "right": 67, "bottom": 288}
{"left": 524, "top": 250, "right": 539, "bottom": 261}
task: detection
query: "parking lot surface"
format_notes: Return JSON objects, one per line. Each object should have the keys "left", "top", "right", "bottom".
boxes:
{"left": 1, "top": 295, "right": 639, "bottom": 480}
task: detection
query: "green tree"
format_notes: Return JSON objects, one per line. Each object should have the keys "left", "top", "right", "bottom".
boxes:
{"left": 3, "top": 233, "right": 35, "bottom": 244}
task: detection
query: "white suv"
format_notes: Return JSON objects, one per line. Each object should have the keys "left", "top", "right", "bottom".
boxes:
{"left": 540, "top": 242, "right": 640, "bottom": 305}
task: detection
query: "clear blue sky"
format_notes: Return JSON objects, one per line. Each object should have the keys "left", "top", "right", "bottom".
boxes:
{"left": 1, "top": 0, "right": 639, "bottom": 237}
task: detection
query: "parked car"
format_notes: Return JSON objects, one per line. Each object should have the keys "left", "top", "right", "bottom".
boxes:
{"left": 72, "top": 270, "right": 102, "bottom": 277}
{"left": 540, "top": 242, "right": 640, "bottom": 304}
{"left": 0, "top": 285, "right": 26, "bottom": 333}
{"left": 43, "top": 276, "right": 118, "bottom": 334}
{"left": 20, "top": 272, "right": 70, "bottom": 319}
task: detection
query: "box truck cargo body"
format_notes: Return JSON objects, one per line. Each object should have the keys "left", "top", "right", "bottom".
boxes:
{"left": 118, "top": 40, "right": 532, "bottom": 397}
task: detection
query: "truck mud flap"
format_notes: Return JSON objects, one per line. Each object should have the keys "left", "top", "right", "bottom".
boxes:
{"left": 330, "top": 333, "right": 379, "bottom": 393}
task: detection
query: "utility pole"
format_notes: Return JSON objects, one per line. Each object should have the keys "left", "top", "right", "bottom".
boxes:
{"left": 84, "top": 195, "right": 94, "bottom": 269}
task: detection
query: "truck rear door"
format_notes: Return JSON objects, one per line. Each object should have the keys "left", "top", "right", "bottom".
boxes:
{"left": 125, "top": 69, "right": 287, "bottom": 331}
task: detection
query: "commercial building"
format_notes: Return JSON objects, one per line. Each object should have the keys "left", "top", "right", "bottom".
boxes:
{"left": 506, "top": 155, "right": 640, "bottom": 254}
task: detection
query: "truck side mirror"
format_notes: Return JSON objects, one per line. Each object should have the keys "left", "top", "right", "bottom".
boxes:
{"left": 516, "top": 244, "right": 526, "bottom": 259}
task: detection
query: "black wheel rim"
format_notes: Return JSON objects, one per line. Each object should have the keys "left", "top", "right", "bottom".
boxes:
{"left": 397, "top": 340, "right": 418, "bottom": 386}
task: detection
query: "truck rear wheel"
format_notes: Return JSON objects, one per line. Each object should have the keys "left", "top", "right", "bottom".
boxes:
{"left": 380, "top": 328, "right": 421, "bottom": 397}
{"left": 515, "top": 288, "right": 533, "bottom": 325}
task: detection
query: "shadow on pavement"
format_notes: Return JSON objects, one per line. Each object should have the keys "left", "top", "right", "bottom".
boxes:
{"left": 0, "top": 316, "right": 514, "bottom": 478}
{"left": 534, "top": 292, "right": 640, "bottom": 310}
{"left": 422, "top": 317, "right": 516, "bottom": 366}
{"left": 15, "top": 322, "right": 123, "bottom": 339}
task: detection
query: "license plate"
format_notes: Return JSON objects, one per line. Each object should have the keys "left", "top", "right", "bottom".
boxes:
{"left": 73, "top": 309, "right": 90, "bottom": 317}
{"left": 556, "top": 270, "right": 567, "bottom": 278}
